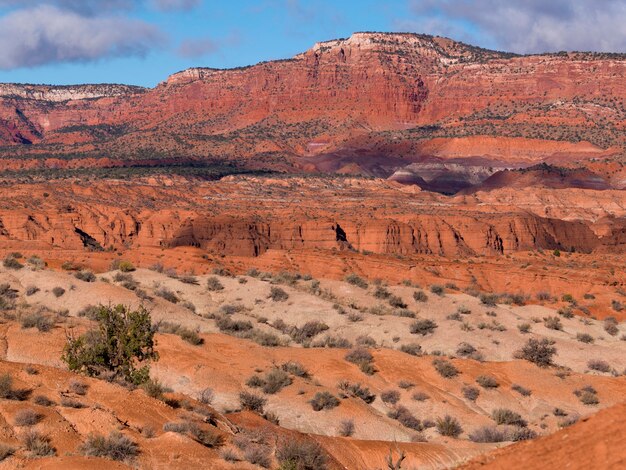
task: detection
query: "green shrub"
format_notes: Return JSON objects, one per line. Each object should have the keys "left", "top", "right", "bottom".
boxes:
{"left": 156, "top": 321, "right": 203, "bottom": 345}
{"left": 62, "top": 304, "right": 158, "bottom": 385}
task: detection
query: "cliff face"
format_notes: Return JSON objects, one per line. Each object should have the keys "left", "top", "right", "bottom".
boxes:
{"left": 0, "top": 177, "right": 621, "bottom": 257}
{"left": 0, "top": 32, "right": 624, "bottom": 174}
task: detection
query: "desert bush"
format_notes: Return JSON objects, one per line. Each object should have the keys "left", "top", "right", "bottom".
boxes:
{"left": 338, "top": 419, "right": 355, "bottom": 437}
{"left": 398, "top": 380, "right": 414, "bottom": 390}
{"left": 373, "top": 286, "right": 391, "bottom": 299}
{"left": 263, "top": 369, "right": 293, "bottom": 394}
{"left": 388, "top": 295, "right": 407, "bottom": 309}
{"left": 337, "top": 381, "right": 376, "bottom": 403}
{"left": 155, "top": 287, "right": 178, "bottom": 303}
{"left": 20, "top": 312, "right": 54, "bottom": 332}
{"left": 80, "top": 432, "right": 138, "bottom": 461}
{"left": 576, "top": 333, "right": 594, "bottom": 344}
{"left": 0, "top": 374, "right": 29, "bottom": 401}
{"left": 430, "top": 285, "right": 444, "bottom": 296}
{"left": 511, "top": 384, "right": 532, "bottom": 397}
{"left": 116, "top": 260, "right": 135, "bottom": 273}
{"left": 14, "top": 409, "right": 42, "bottom": 426}
{"left": 510, "top": 428, "right": 537, "bottom": 441}
{"left": 388, "top": 406, "right": 422, "bottom": 431}
{"left": 190, "top": 425, "right": 224, "bottom": 448}
{"left": 0, "top": 443, "right": 14, "bottom": 461}
{"left": 517, "top": 323, "right": 531, "bottom": 334}
{"left": 156, "top": 321, "right": 203, "bottom": 345}
{"left": 239, "top": 391, "right": 267, "bottom": 413}
{"left": 345, "top": 273, "right": 368, "bottom": 289}
{"left": 587, "top": 359, "right": 611, "bottom": 373}
{"left": 355, "top": 335, "right": 377, "bottom": 347}
{"left": 479, "top": 293, "right": 499, "bottom": 306}
{"left": 412, "top": 391, "right": 430, "bottom": 401}
{"left": 198, "top": 387, "right": 214, "bottom": 405}
{"left": 68, "top": 379, "right": 88, "bottom": 396}
{"left": 410, "top": 318, "right": 438, "bottom": 336}
{"left": 469, "top": 426, "right": 509, "bottom": 443}
{"left": 52, "top": 287, "right": 65, "bottom": 298}
{"left": 310, "top": 391, "right": 340, "bottom": 411}
{"left": 216, "top": 316, "right": 253, "bottom": 333}
{"left": 206, "top": 277, "right": 224, "bottom": 291}
{"left": 456, "top": 342, "right": 477, "bottom": 357}
{"left": 22, "top": 430, "right": 55, "bottom": 457}
{"left": 163, "top": 421, "right": 189, "bottom": 433}
{"left": 25, "top": 286, "right": 40, "bottom": 296}
{"left": 392, "top": 309, "right": 415, "bottom": 319}
{"left": 612, "top": 300, "right": 624, "bottom": 312}
{"left": 268, "top": 286, "right": 289, "bottom": 302}
{"left": 242, "top": 444, "right": 271, "bottom": 467}
{"left": 2, "top": 256, "right": 23, "bottom": 270}
{"left": 60, "top": 397, "right": 85, "bottom": 408}
{"left": 179, "top": 274, "right": 199, "bottom": 285}
{"left": 399, "top": 343, "right": 422, "bottom": 356}
{"left": 141, "top": 379, "right": 167, "bottom": 400}
{"left": 33, "top": 395, "right": 54, "bottom": 406}
{"left": 74, "top": 270, "right": 96, "bottom": 282}
{"left": 515, "top": 338, "right": 557, "bottom": 367}
{"left": 62, "top": 304, "right": 158, "bottom": 385}
{"left": 543, "top": 316, "right": 563, "bottom": 331}
{"left": 413, "top": 290, "right": 428, "bottom": 302}
{"left": 536, "top": 291, "right": 551, "bottom": 301}
{"left": 380, "top": 389, "right": 401, "bottom": 405}
{"left": 462, "top": 386, "right": 480, "bottom": 401}
{"left": 275, "top": 438, "right": 327, "bottom": 470}
{"left": 604, "top": 318, "right": 619, "bottom": 336}
{"left": 436, "top": 415, "right": 462, "bottom": 437}
{"left": 432, "top": 359, "right": 459, "bottom": 378}
{"left": 289, "top": 321, "right": 329, "bottom": 344}
{"left": 281, "top": 361, "right": 309, "bottom": 378}
{"left": 347, "top": 312, "right": 363, "bottom": 322}
{"left": 491, "top": 408, "right": 527, "bottom": 427}
{"left": 476, "top": 375, "right": 499, "bottom": 389}
{"left": 574, "top": 386, "right": 599, "bottom": 405}
{"left": 312, "top": 335, "right": 352, "bottom": 349}
{"left": 344, "top": 348, "right": 373, "bottom": 370}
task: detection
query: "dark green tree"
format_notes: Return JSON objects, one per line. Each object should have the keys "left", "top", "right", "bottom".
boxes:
{"left": 62, "top": 304, "right": 158, "bottom": 385}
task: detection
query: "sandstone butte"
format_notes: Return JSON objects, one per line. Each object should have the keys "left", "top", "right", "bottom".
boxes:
{"left": 0, "top": 31, "right": 622, "bottom": 470}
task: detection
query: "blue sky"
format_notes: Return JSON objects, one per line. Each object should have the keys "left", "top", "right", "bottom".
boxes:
{"left": 0, "top": 0, "right": 625, "bottom": 87}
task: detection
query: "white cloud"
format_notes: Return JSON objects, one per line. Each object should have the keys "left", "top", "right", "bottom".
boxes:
{"left": 408, "top": 0, "right": 626, "bottom": 53}
{"left": 0, "top": 5, "right": 164, "bottom": 69}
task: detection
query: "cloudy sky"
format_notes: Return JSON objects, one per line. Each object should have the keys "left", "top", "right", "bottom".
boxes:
{"left": 0, "top": 0, "right": 624, "bottom": 87}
